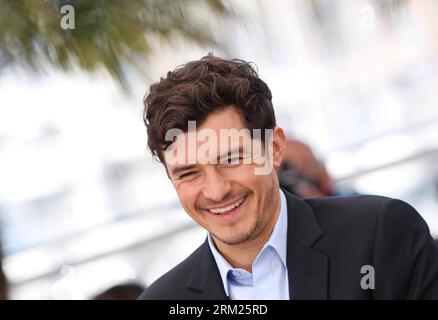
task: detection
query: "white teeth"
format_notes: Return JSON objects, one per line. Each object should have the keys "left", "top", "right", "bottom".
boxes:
{"left": 208, "top": 196, "right": 245, "bottom": 215}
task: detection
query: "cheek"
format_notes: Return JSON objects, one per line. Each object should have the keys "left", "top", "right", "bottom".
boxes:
{"left": 227, "top": 165, "right": 260, "bottom": 184}
{"left": 238, "top": 167, "right": 271, "bottom": 189}
{"left": 176, "top": 187, "right": 194, "bottom": 207}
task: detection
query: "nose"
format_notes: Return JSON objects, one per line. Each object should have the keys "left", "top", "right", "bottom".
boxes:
{"left": 201, "top": 166, "right": 232, "bottom": 203}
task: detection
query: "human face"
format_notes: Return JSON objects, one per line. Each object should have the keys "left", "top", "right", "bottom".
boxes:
{"left": 164, "top": 106, "right": 286, "bottom": 247}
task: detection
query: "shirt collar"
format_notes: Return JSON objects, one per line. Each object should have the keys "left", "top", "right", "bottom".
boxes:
{"left": 265, "top": 188, "right": 288, "bottom": 267}
{"left": 207, "top": 232, "right": 234, "bottom": 296}
{"left": 207, "top": 188, "right": 288, "bottom": 296}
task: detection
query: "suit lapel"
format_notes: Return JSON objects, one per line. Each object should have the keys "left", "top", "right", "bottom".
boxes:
{"left": 287, "top": 241, "right": 328, "bottom": 299}
{"left": 186, "top": 238, "right": 229, "bottom": 300}
{"left": 283, "top": 189, "right": 329, "bottom": 299}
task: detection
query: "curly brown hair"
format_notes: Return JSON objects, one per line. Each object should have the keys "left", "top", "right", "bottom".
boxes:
{"left": 143, "top": 54, "right": 276, "bottom": 163}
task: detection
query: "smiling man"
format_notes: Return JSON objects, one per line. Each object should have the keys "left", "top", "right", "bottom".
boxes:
{"left": 139, "top": 55, "right": 438, "bottom": 300}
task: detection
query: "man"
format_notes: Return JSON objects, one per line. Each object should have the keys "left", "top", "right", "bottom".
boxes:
{"left": 279, "top": 139, "right": 336, "bottom": 198}
{"left": 139, "top": 55, "right": 438, "bottom": 299}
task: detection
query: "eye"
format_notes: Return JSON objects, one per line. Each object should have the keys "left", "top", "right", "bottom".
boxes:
{"left": 179, "top": 171, "right": 196, "bottom": 179}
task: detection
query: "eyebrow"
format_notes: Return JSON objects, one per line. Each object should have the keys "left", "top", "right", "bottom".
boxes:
{"left": 217, "top": 146, "right": 244, "bottom": 163}
{"left": 169, "top": 164, "right": 197, "bottom": 177}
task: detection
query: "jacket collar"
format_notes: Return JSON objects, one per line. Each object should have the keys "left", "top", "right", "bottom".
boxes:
{"left": 186, "top": 188, "right": 328, "bottom": 299}
{"left": 283, "top": 188, "right": 328, "bottom": 299}
{"left": 186, "top": 237, "right": 229, "bottom": 299}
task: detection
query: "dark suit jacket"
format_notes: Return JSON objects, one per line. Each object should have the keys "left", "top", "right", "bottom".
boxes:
{"left": 139, "top": 190, "right": 438, "bottom": 299}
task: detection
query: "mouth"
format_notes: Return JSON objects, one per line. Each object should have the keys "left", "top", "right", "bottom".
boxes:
{"left": 203, "top": 194, "right": 249, "bottom": 217}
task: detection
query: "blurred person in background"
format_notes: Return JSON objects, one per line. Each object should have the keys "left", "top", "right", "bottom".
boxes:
{"left": 0, "top": 246, "right": 7, "bottom": 300}
{"left": 139, "top": 55, "right": 438, "bottom": 299}
{"left": 93, "top": 283, "right": 145, "bottom": 300}
{"left": 278, "top": 139, "right": 335, "bottom": 198}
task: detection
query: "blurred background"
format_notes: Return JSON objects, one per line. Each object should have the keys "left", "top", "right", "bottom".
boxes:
{"left": 1, "top": 0, "right": 438, "bottom": 299}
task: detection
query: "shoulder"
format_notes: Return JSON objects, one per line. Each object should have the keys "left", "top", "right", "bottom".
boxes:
{"left": 305, "top": 194, "right": 393, "bottom": 213}
{"left": 303, "top": 195, "right": 428, "bottom": 240}
{"left": 304, "top": 194, "right": 423, "bottom": 224}
{"left": 300, "top": 195, "right": 438, "bottom": 299}
{"left": 138, "top": 242, "right": 205, "bottom": 300}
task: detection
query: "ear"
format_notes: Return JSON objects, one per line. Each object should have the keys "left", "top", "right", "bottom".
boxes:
{"left": 272, "top": 126, "right": 287, "bottom": 171}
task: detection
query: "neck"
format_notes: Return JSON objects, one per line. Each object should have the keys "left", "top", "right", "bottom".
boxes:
{"left": 212, "top": 191, "right": 282, "bottom": 272}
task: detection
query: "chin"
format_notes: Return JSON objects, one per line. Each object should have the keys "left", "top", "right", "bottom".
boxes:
{"left": 214, "top": 224, "right": 257, "bottom": 246}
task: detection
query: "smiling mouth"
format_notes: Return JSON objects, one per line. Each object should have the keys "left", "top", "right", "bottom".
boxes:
{"left": 205, "top": 195, "right": 248, "bottom": 216}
